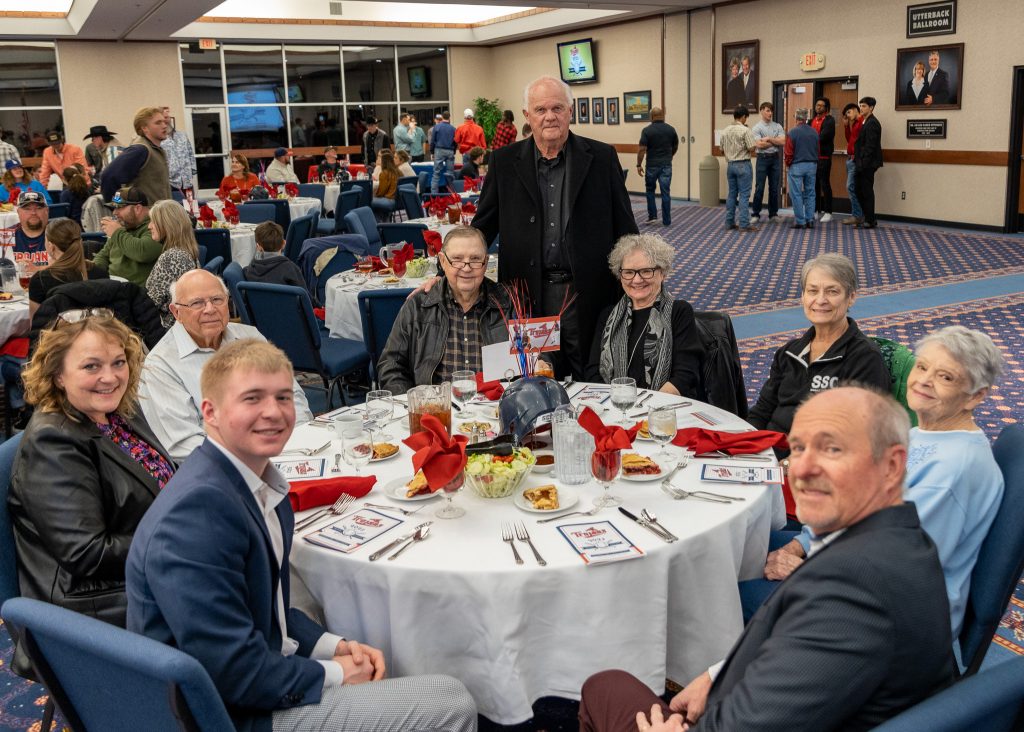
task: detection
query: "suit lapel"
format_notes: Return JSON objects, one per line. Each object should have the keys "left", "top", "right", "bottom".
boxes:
{"left": 513, "top": 141, "right": 540, "bottom": 209}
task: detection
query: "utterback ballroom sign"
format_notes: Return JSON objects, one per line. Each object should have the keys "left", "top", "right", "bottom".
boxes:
{"left": 907, "top": 119, "right": 947, "bottom": 139}
{"left": 907, "top": 1, "right": 956, "bottom": 38}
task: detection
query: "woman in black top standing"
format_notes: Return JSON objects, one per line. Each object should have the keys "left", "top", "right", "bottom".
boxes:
{"left": 28, "top": 218, "right": 107, "bottom": 318}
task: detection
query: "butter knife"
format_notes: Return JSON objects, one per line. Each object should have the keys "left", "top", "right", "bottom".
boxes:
{"left": 368, "top": 522, "right": 431, "bottom": 561}
{"left": 697, "top": 452, "right": 775, "bottom": 462}
{"left": 618, "top": 507, "right": 674, "bottom": 543}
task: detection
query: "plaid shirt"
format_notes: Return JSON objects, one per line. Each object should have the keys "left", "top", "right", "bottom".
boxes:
{"left": 437, "top": 283, "right": 487, "bottom": 383}
{"left": 491, "top": 121, "right": 517, "bottom": 150}
{"left": 161, "top": 130, "right": 196, "bottom": 190}
{"left": 0, "top": 140, "right": 18, "bottom": 169}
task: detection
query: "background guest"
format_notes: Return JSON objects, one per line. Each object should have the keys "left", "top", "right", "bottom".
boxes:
{"left": 460, "top": 146, "right": 485, "bottom": 181}
{"left": 491, "top": 109, "right": 518, "bottom": 150}
{"left": 145, "top": 199, "right": 200, "bottom": 328}
{"left": 266, "top": 147, "right": 299, "bottom": 185}
{"left": 36, "top": 131, "right": 88, "bottom": 188}
{"left": 407, "top": 116, "right": 427, "bottom": 162}
{"left": 93, "top": 186, "right": 162, "bottom": 287}
{"left": 243, "top": 221, "right": 304, "bottom": 288}
{"left": 370, "top": 149, "right": 400, "bottom": 221}
{"left": 0, "top": 159, "right": 52, "bottom": 205}
{"left": 218, "top": 152, "right": 260, "bottom": 199}
{"left": 316, "top": 146, "right": 349, "bottom": 181}
{"left": 59, "top": 165, "right": 91, "bottom": 226}
{"left": 28, "top": 218, "right": 108, "bottom": 318}
{"left": 395, "top": 149, "right": 416, "bottom": 177}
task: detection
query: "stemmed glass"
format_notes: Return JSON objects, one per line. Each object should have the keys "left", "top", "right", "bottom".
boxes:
{"left": 435, "top": 471, "right": 466, "bottom": 519}
{"left": 647, "top": 404, "right": 679, "bottom": 465}
{"left": 342, "top": 430, "right": 373, "bottom": 475}
{"left": 591, "top": 449, "right": 622, "bottom": 508}
{"left": 451, "top": 370, "right": 477, "bottom": 409}
{"left": 610, "top": 377, "right": 638, "bottom": 426}
{"left": 365, "top": 389, "right": 394, "bottom": 438}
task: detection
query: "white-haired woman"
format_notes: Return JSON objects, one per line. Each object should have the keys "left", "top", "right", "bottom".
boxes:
{"left": 584, "top": 233, "right": 703, "bottom": 398}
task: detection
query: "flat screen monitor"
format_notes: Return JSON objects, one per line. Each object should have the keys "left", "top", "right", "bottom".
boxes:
{"left": 556, "top": 38, "right": 597, "bottom": 85}
{"left": 407, "top": 66, "right": 431, "bottom": 98}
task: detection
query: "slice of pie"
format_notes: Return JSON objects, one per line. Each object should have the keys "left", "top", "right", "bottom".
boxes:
{"left": 637, "top": 420, "right": 650, "bottom": 439}
{"left": 372, "top": 442, "right": 399, "bottom": 460}
{"left": 405, "top": 471, "right": 431, "bottom": 498}
{"left": 622, "top": 453, "right": 660, "bottom": 476}
{"left": 0, "top": 292, "right": 13, "bottom": 302}
{"left": 523, "top": 484, "right": 559, "bottom": 510}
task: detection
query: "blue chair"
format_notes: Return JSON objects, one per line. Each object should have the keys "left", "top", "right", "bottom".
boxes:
{"left": 284, "top": 212, "right": 317, "bottom": 263}
{"left": 318, "top": 188, "right": 363, "bottom": 236}
{"left": 449, "top": 178, "right": 465, "bottom": 193}
{"left": 358, "top": 289, "right": 413, "bottom": 388}
{"left": 193, "top": 228, "right": 232, "bottom": 265}
{"left": 237, "top": 202, "right": 276, "bottom": 225}
{"left": 344, "top": 179, "right": 373, "bottom": 208}
{"left": 344, "top": 206, "right": 384, "bottom": 251}
{"left": 958, "top": 424, "right": 1024, "bottom": 676}
{"left": 872, "top": 655, "right": 1024, "bottom": 731}
{"left": 1, "top": 597, "right": 235, "bottom": 732}
{"left": 378, "top": 222, "right": 428, "bottom": 252}
{"left": 259, "top": 198, "right": 292, "bottom": 230}
{"left": 202, "top": 256, "right": 224, "bottom": 276}
{"left": 316, "top": 249, "right": 358, "bottom": 307}
{"left": 417, "top": 170, "right": 430, "bottom": 193}
{"left": 235, "top": 282, "right": 369, "bottom": 408}
{"left": 398, "top": 185, "right": 424, "bottom": 220}
{"left": 221, "top": 261, "right": 246, "bottom": 323}
{"left": 170, "top": 189, "right": 185, "bottom": 204}
{"left": 47, "top": 202, "right": 70, "bottom": 219}
{"left": 297, "top": 183, "right": 326, "bottom": 211}
{"left": 196, "top": 245, "right": 208, "bottom": 266}
{"left": 395, "top": 176, "right": 418, "bottom": 218}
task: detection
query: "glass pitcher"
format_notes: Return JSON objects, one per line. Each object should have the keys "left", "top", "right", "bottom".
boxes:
{"left": 551, "top": 404, "right": 591, "bottom": 485}
{"left": 407, "top": 382, "right": 452, "bottom": 436}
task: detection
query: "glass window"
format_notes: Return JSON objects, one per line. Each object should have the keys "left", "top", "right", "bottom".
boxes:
{"left": 397, "top": 47, "right": 448, "bottom": 102}
{"left": 181, "top": 44, "right": 224, "bottom": 105}
{"left": 297, "top": 106, "right": 346, "bottom": 149}
{"left": 344, "top": 47, "right": 396, "bottom": 103}
{"left": 0, "top": 43, "right": 60, "bottom": 108}
{"left": 346, "top": 105, "right": 396, "bottom": 164}
{"left": 0, "top": 109, "right": 63, "bottom": 159}
{"left": 225, "top": 45, "right": 284, "bottom": 99}
{"left": 228, "top": 105, "right": 287, "bottom": 151}
{"left": 285, "top": 46, "right": 342, "bottom": 105}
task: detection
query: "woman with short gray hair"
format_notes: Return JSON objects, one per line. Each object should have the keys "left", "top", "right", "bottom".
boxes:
{"left": 584, "top": 233, "right": 702, "bottom": 398}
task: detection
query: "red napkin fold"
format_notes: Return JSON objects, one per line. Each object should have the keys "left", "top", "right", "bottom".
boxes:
{"left": 461, "top": 202, "right": 477, "bottom": 214}
{"left": 369, "top": 256, "right": 386, "bottom": 272}
{"left": 475, "top": 372, "right": 504, "bottom": 400}
{"left": 423, "top": 230, "right": 442, "bottom": 256}
{"left": 577, "top": 406, "right": 638, "bottom": 451}
{"left": 285, "top": 182, "right": 299, "bottom": 198}
{"left": 0, "top": 337, "right": 28, "bottom": 359}
{"left": 8, "top": 189, "right": 19, "bottom": 205}
{"left": 671, "top": 427, "right": 788, "bottom": 455}
{"left": 307, "top": 168, "right": 318, "bottom": 183}
{"left": 426, "top": 193, "right": 461, "bottom": 218}
{"left": 402, "top": 414, "right": 468, "bottom": 491}
{"left": 287, "top": 475, "right": 376, "bottom": 512}
{"left": 313, "top": 307, "right": 326, "bottom": 321}
{"left": 221, "top": 200, "right": 239, "bottom": 222}
{"left": 393, "top": 242, "right": 414, "bottom": 266}
{"left": 465, "top": 177, "right": 482, "bottom": 192}
{"left": 198, "top": 204, "right": 216, "bottom": 228}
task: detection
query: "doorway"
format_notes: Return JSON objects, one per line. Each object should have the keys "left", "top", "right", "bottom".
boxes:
{"left": 1005, "top": 66, "right": 1024, "bottom": 233}
{"left": 189, "top": 107, "right": 229, "bottom": 192}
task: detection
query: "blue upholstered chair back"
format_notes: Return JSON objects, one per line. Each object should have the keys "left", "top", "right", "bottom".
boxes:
{"left": 396, "top": 175, "right": 418, "bottom": 192}
{"left": 344, "top": 207, "right": 383, "bottom": 250}
{"left": 398, "top": 186, "right": 424, "bottom": 219}
{"left": 416, "top": 170, "right": 430, "bottom": 193}
{"left": 449, "top": 178, "right": 465, "bottom": 193}
{"left": 201, "top": 256, "right": 224, "bottom": 276}
{"left": 236, "top": 282, "right": 322, "bottom": 373}
{"left": 47, "top": 202, "right": 70, "bottom": 219}
{"left": 316, "top": 250, "right": 358, "bottom": 306}
{"left": 358, "top": 289, "right": 413, "bottom": 386}
{"left": 959, "top": 424, "right": 1024, "bottom": 675}
{"left": 284, "top": 212, "right": 317, "bottom": 262}
{"left": 262, "top": 198, "right": 292, "bottom": 230}
{"left": 170, "top": 189, "right": 185, "bottom": 204}
{"left": 297, "top": 183, "right": 326, "bottom": 208}
{"left": 221, "top": 261, "right": 247, "bottom": 323}
{"left": 344, "top": 179, "right": 372, "bottom": 208}
{"left": 237, "top": 202, "right": 276, "bottom": 226}
{"left": 2, "top": 597, "right": 235, "bottom": 732}
{"left": 337, "top": 188, "right": 362, "bottom": 219}
{"left": 193, "top": 228, "right": 232, "bottom": 265}
{"left": 378, "top": 222, "right": 428, "bottom": 252}
{"left": 0, "top": 433, "right": 25, "bottom": 606}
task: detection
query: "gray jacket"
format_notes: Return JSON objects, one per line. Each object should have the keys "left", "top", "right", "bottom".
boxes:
{"left": 378, "top": 278, "right": 510, "bottom": 394}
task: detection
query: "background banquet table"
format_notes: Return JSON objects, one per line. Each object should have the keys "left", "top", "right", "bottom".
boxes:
{"left": 204, "top": 196, "right": 322, "bottom": 222}
{"left": 0, "top": 296, "right": 29, "bottom": 344}
{"left": 0, "top": 210, "right": 18, "bottom": 229}
{"left": 287, "top": 388, "right": 783, "bottom": 724}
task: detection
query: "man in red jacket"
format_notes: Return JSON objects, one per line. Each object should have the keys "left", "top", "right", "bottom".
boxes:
{"left": 454, "top": 109, "right": 486, "bottom": 159}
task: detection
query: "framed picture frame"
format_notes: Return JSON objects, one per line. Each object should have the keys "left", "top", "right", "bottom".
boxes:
{"left": 606, "top": 97, "right": 619, "bottom": 125}
{"left": 571, "top": 98, "right": 577, "bottom": 124}
{"left": 895, "top": 42, "right": 963, "bottom": 111}
{"left": 721, "top": 40, "right": 759, "bottom": 114}
{"left": 578, "top": 97, "right": 590, "bottom": 124}
{"left": 623, "top": 90, "right": 651, "bottom": 122}
{"left": 592, "top": 98, "right": 604, "bottom": 124}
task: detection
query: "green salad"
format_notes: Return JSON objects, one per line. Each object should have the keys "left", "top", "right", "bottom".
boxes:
{"left": 464, "top": 448, "right": 536, "bottom": 498}
{"left": 405, "top": 257, "right": 430, "bottom": 278}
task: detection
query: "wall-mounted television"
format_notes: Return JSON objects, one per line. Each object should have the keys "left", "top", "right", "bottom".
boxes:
{"left": 556, "top": 38, "right": 597, "bottom": 85}
{"left": 407, "top": 66, "right": 431, "bottom": 98}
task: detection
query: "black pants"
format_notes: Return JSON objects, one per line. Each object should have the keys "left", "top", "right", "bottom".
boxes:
{"left": 815, "top": 157, "right": 833, "bottom": 213}
{"left": 411, "top": 155, "right": 425, "bottom": 163}
{"left": 854, "top": 167, "right": 877, "bottom": 225}
{"left": 540, "top": 279, "right": 584, "bottom": 380}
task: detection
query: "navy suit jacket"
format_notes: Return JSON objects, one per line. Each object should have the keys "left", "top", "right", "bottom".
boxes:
{"left": 127, "top": 440, "right": 327, "bottom": 732}
{"left": 927, "top": 68, "right": 951, "bottom": 105}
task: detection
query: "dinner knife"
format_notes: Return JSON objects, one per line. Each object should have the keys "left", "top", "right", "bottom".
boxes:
{"left": 368, "top": 522, "right": 431, "bottom": 561}
{"left": 618, "top": 507, "right": 674, "bottom": 543}
{"left": 696, "top": 453, "right": 775, "bottom": 462}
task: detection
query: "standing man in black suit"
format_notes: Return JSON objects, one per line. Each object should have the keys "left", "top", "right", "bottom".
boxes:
{"left": 578, "top": 386, "right": 954, "bottom": 732}
{"left": 924, "top": 49, "right": 952, "bottom": 105}
{"left": 811, "top": 97, "right": 835, "bottom": 222}
{"left": 854, "top": 96, "right": 883, "bottom": 229}
{"left": 472, "top": 74, "right": 638, "bottom": 378}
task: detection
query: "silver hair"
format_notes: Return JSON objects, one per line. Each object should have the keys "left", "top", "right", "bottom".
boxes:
{"left": 168, "top": 269, "right": 229, "bottom": 305}
{"left": 799, "top": 252, "right": 858, "bottom": 295}
{"left": 607, "top": 233, "right": 674, "bottom": 276}
{"left": 915, "top": 326, "right": 1005, "bottom": 393}
{"left": 441, "top": 224, "right": 487, "bottom": 254}
{"left": 863, "top": 387, "right": 912, "bottom": 461}
{"left": 523, "top": 75, "right": 573, "bottom": 111}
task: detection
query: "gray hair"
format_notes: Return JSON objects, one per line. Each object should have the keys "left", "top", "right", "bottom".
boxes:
{"left": 800, "top": 252, "right": 858, "bottom": 295}
{"left": 915, "top": 326, "right": 1005, "bottom": 393}
{"left": 168, "top": 268, "right": 229, "bottom": 304}
{"left": 607, "top": 233, "right": 674, "bottom": 276}
{"left": 523, "top": 75, "right": 573, "bottom": 111}
{"left": 441, "top": 225, "right": 488, "bottom": 255}
{"left": 864, "top": 387, "right": 912, "bottom": 461}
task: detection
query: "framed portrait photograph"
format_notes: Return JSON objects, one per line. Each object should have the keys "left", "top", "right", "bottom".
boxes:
{"left": 623, "top": 90, "right": 651, "bottom": 122}
{"left": 895, "top": 42, "right": 964, "bottom": 110}
{"left": 607, "top": 97, "right": 619, "bottom": 125}
{"left": 721, "top": 40, "right": 759, "bottom": 114}
{"left": 578, "top": 97, "right": 590, "bottom": 124}
{"left": 592, "top": 98, "right": 604, "bottom": 124}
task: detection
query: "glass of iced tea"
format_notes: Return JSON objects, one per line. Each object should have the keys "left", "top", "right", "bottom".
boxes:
{"left": 407, "top": 383, "right": 452, "bottom": 435}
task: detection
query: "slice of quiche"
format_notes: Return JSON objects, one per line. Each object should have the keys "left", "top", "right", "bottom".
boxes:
{"left": 523, "top": 484, "right": 559, "bottom": 510}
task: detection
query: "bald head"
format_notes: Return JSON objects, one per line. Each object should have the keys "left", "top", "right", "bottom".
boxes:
{"left": 169, "top": 269, "right": 231, "bottom": 349}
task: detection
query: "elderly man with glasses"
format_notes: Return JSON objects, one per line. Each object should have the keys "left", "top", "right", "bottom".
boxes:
{"left": 377, "top": 226, "right": 510, "bottom": 394}
{"left": 139, "top": 269, "right": 312, "bottom": 460}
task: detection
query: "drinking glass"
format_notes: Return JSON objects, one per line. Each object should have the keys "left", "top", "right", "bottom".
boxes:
{"left": 356, "top": 255, "right": 374, "bottom": 279}
{"left": 451, "top": 370, "right": 477, "bottom": 407}
{"left": 435, "top": 471, "right": 466, "bottom": 519}
{"left": 591, "top": 449, "right": 622, "bottom": 508}
{"left": 365, "top": 390, "right": 394, "bottom": 438}
{"left": 342, "top": 430, "right": 373, "bottom": 475}
{"left": 610, "top": 377, "right": 638, "bottom": 425}
{"left": 647, "top": 404, "right": 678, "bottom": 464}
{"left": 15, "top": 261, "right": 29, "bottom": 292}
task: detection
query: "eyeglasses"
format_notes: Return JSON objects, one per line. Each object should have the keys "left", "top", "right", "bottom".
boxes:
{"left": 619, "top": 267, "right": 661, "bottom": 281}
{"left": 174, "top": 296, "right": 228, "bottom": 312}
{"left": 442, "top": 252, "right": 487, "bottom": 271}
{"left": 56, "top": 308, "right": 113, "bottom": 325}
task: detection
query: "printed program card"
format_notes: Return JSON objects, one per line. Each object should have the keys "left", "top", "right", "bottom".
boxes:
{"left": 557, "top": 521, "right": 644, "bottom": 565}
{"left": 273, "top": 458, "right": 327, "bottom": 480}
{"left": 303, "top": 509, "right": 403, "bottom": 553}
{"left": 700, "top": 464, "right": 784, "bottom": 485}
{"left": 574, "top": 385, "right": 611, "bottom": 404}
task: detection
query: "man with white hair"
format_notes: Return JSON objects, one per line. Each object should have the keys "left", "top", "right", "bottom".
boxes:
{"left": 454, "top": 108, "right": 485, "bottom": 158}
{"left": 139, "top": 269, "right": 312, "bottom": 460}
{"left": 472, "top": 75, "right": 637, "bottom": 378}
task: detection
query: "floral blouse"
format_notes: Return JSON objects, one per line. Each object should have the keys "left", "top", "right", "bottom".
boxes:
{"left": 97, "top": 414, "right": 175, "bottom": 490}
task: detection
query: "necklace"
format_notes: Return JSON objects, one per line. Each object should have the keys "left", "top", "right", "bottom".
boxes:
{"left": 626, "top": 320, "right": 649, "bottom": 371}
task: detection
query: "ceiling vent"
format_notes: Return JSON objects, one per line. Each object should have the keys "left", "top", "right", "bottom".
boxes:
{"left": 329, "top": 1, "right": 343, "bottom": 15}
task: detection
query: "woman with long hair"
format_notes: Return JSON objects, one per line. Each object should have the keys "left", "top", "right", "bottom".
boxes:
{"left": 0, "top": 160, "right": 52, "bottom": 205}
{"left": 59, "top": 165, "right": 91, "bottom": 226}
{"left": 145, "top": 199, "right": 200, "bottom": 327}
{"left": 371, "top": 149, "right": 400, "bottom": 221}
{"left": 28, "top": 217, "right": 108, "bottom": 318}
{"left": 217, "top": 152, "right": 260, "bottom": 199}
{"left": 491, "top": 109, "right": 518, "bottom": 150}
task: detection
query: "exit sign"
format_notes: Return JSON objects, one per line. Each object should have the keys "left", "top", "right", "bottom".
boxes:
{"left": 198, "top": 38, "right": 218, "bottom": 50}
{"left": 800, "top": 52, "right": 825, "bottom": 71}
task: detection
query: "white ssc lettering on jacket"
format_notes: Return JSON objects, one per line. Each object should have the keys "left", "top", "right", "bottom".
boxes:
{"left": 810, "top": 375, "right": 841, "bottom": 391}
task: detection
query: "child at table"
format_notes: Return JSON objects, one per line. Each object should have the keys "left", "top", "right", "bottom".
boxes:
{"left": 242, "top": 221, "right": 305, "bottom": 288}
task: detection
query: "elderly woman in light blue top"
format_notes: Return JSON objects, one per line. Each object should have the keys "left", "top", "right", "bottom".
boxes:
{"left": 744, "top": 326, "right": 1005, "bottom": 643}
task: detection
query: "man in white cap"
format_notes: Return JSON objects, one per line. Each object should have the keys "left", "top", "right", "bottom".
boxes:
{"left": 454, "top": 108, "right": 486, "bottom": 160}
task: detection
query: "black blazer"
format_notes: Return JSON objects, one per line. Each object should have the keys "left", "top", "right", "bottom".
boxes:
{"left": 927, "top": 68, "right": 951, "bottom": 104}
{"left": 473, "top": 132, "right": 638, "bottom": 360}
{"left": 698, "top": 504, "right": 954, "bottom": 731}
{"left": 854, "top": 115, "right": 883, "bottom": 171}
{"left": 815, "top": 113, "right": 836, "bottom": 157}
{"left": 903, "top": 79, "right": 930, "bottom": 105}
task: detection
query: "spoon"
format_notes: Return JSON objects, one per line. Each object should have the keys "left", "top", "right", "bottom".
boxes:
{"left": 331, "top": 453, "right": 342, "bottom": 473}
{"left": 388, "top": 525, "right": 431, "bottom": 560}
{"left": 641, "top": 508, "right": 678, "bottom": 542}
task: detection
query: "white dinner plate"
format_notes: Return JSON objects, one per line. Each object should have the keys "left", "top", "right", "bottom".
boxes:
{"left": 619, "top": 455, "right": 671, "bottom": 482}
{"left": 456, "top": 419, "right": 496, "bottom": 437}
{"left": 369, "top": 443, "right": 402, "bottom": 463}
{"left": 382, "top": 475, "right": 441, "bottom": 502}
{"left": 0, "top": 294, "right": 26, "bottom": 304}
{"left": 513, "top": 486, "right": 579, "bottom": 514}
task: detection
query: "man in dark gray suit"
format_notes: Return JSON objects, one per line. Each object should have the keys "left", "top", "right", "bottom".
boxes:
{"left": 579, "top": 386, "right": 954, "bottom": 732}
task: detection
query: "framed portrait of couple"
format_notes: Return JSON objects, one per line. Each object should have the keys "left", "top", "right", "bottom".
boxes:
{"left": 721, "top": 40, "right": 759, "bottom": 114}
{"left": 895, "top": 42, "right": 964, "bottom": 110}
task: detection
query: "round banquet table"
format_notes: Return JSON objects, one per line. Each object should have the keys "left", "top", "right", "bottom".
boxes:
{"left": 287, "top": 388, "right": 784, "bottom": 724}
{"left": 0, "top": 296, "right": 30, "bottom": 344}
{"left": 204, "top": 197, "right": 322, "bottom": 223}
{"left": 0, "top": 210, "right": 18, "bottom": 229}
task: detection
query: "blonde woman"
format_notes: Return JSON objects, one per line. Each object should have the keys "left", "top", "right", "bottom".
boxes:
{"left": 28, "top": 218, "right": 108, "bottom": 318}
{"left": 145, "top": 199, "right": 200, "bottom": 327}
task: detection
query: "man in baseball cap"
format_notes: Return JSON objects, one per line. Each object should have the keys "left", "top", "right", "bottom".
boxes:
{"left": 266, "top": 146, "right": 299, "bottom": 185}
{"left": 94, "top": 185, "right": 162, "bottom": 286}
{"left": 454, "top": 107, "right": 485, "bottom": 156}
{"left": 36, "top": 130, "right": 88, "bottom": 188}
{"left": 14, "top": 190, "right": 49, "bottom": 263}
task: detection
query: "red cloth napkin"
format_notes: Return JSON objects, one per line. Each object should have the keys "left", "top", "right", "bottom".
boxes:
{"left": 287, "top": 475, "right": 375, "bottom": 512}
{"left": 393, "top": 242, "right": 414, "bottom": 266}
{"left": 368, "top": 256, "right": 386, "bottom": 272}
{"left": 307, "top": 168, "right": 318, "bottom": 183}
{"left": 465, "top": 177, "right": 482, "bottom": 192}
{"left": 222, "top": 200, "right": 239, "bottom": 222}
{"left": 402, "top": 414, "right": 468, "bottom": 491}
{"left": 461, "top": 202, "right": 477, "bottom": 214}
{"left": 198, "top": 204, "right": 216, "bottom": 228}
{"left": 8, "top": 189, "right": 19, "bottom": 205}
{"left": 0, "top": 337, "right": 28, "bottom": 359}
{"left": 423, "top": 230, "right": 442, "bottom": 256}
{"left": 313, "top": 307, "right": 326, "bottom": 321}
{"left": 671, "top": 427, "right": 788, "bottom": 455}
{"left": 285, "top": 182, "right": 299, "bottom": 198}
{"left": 577, "top": 406, "right": 638, "bottom": 451}
{"left": 475, "top": 372, "right": 504, "bottom": 400}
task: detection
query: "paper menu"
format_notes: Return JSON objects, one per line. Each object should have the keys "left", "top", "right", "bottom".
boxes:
{"left": 273, "top": 458, "right": 326, "bottom": 480}
{"left": 700, "top": 464, "right": 784, "bottom": 485}
{"left": 574, "top": 385, "right": 611, "bottom": 404}
{"left": 303, "top": 509, "right": 403, "bottom": 553}
{"left": 557, "top": 521, "right": 644, "bottom": 565}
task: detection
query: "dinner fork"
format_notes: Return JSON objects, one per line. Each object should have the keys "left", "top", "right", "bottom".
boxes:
{"left": 514, "top": 522, "right": 547, "bottom": 566}
{"left": 660, "top": 484, "right": 739, "bottom": 504}
{"left": 278, "top": 441, "right": 331, "bottom": 457}
{"left": 501, "top": 523, "right": 524, "bottom": 565}
{"left": 536, "top": 505, "right": 603, "bottom": 524}
{"left": 294, "top": 494, "right": 355, "bottom": 532}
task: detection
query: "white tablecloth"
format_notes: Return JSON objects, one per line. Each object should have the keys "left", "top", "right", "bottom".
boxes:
{"left": 323, "top": 274, "right": 424, "bottom": 340}
{"left": 204, "top": 197, "right": 322, "bottom": 224}
{"left": 288, "top": 390, "right": 783, "bottom": 724}
{"left": 323, "top": 184, "right": 341, "bottom": 214}
{"left": 0, "top": 298, "right": 30, "bottom": 344}
{"left": 0, "top": 211, "right": 18, "bottom": 229}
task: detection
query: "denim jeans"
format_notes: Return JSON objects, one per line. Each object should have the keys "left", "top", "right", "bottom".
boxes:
{"left": 751, "top": 154, "right": 781, "bottom": 217}
{"left": 845, "top": 158, "right": 863, "bottom": 219}
{"left": 431, "top": 148, "right": 454, "bottom": 193}
{"left": 787, "top": 161, "right": 817, "bottom": 225}
{"left": 725, "top": 160, "right": 752, "bottom": 227}
{"left": 645, "top": 163, "right": 672, "bottom": 224}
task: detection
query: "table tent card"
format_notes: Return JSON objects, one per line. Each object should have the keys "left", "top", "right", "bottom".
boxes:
{"left": 303, "top": 508, "right": 403, "bottom": 553}
{"left": 557, "top": 520, "right": 644, "bottom": 565}
{"left": 273, "top": 458, "right": 327, "bottom": 480}
{"left": 700, "top": 464, "right": 784, "bottom": 485}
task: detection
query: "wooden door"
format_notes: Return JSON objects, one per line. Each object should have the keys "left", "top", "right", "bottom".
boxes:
{"left": 780, "top": 82, "right": 813, "bottom": 207}
{"left": 820, "top": 81, "right": 859, "bottom": 213}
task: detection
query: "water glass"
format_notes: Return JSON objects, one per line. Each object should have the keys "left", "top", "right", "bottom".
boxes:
{"left": 365, "top": 390, "right": 394, "bottom": 437}
{"left": 552, "top": 405, "right": 590, "bottom": 485}
{"left": 342, "top": 430, "right": 373, "bottom": 475}
{"left": 451, "top": 370, "right": 477, "bottom": 406}
{"left": 610, "top": 377, "right": 638, "bottom": 425}
{"left": 648, "top": 404, "right": 678, "bottom": 463}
